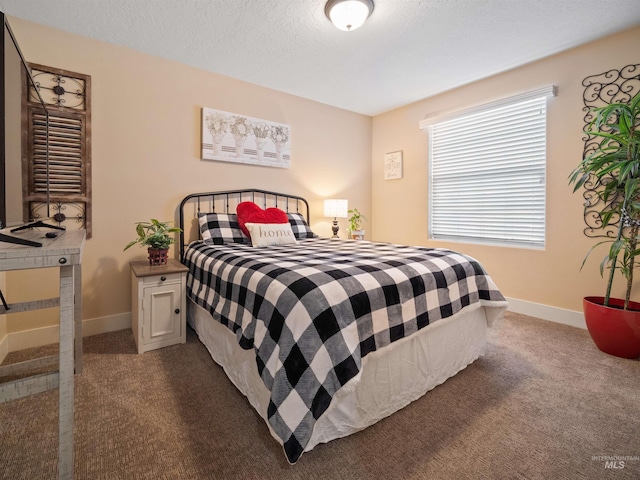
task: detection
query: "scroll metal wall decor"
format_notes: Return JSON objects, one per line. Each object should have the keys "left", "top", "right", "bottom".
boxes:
{"left": 580, "top": 63, "right": 640, "bottom": 239}
{"left": 201, "top": 108, "right": 291, "bottom": 169}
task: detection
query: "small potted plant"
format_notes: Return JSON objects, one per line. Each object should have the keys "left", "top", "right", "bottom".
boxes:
{"left": 347, "top": 208, "right": 366, "bottom": 240}
{"left": 124, "top": 219, "right": 182, "bottom": 265}
{"left": 569, "top": 90, "right": 640, "bottom": 359}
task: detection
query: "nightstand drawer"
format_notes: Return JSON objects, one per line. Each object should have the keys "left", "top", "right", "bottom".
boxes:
{"left": 142, "top": 272, "right": 182, "bottom": 286}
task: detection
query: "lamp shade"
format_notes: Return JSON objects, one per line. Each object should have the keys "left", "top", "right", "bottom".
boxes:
{"left": 324, "top": 199, "right": 348, "bottom": 218}
{"left": 325, "top": 0, "right": 374, "bottom": 31}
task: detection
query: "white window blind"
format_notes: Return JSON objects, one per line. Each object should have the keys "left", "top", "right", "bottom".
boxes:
{"left": 427, "top": 87, "right": 554, "bottom": 248}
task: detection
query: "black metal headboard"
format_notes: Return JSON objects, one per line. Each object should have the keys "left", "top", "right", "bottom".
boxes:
{"left": 178, "top": 189, "right": 311, "bottom": 261}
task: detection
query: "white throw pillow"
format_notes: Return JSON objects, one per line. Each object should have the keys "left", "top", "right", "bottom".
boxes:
{"left": 245, "top": 222, "right": 297, "bottom": 247}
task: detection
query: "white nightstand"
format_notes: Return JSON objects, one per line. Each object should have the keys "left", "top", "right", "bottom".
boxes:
{"left": 130, "top": 258, "right": 188, "bottom": 354}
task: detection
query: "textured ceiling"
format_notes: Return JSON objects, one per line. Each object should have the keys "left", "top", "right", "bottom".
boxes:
{"left": 2, "top": 0, "right": 640, "bottom": 116}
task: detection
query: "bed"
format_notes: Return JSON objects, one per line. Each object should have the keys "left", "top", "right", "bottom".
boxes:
{"left": 179, "top": 189, "right": 508, "bottom": 464}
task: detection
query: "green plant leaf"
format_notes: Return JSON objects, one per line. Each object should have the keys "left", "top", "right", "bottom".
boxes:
{"left": 125, "top": 219, "right": 182, "bottom": 251}
{"left": 572, "top": 91, "right": 640, "bottom": 307}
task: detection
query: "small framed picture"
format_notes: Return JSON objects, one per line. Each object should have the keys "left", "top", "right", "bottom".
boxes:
{"left": 384, "top": 151, "right": 403, "bottom": 180}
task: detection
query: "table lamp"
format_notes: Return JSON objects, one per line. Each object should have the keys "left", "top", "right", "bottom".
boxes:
{"left": 323, "top": 199, "right": 348, "bottom": 238}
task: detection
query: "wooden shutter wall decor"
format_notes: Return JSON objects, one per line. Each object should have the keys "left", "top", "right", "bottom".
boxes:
{"left": 24, "top": 64, "right": 92, "bottom": 238}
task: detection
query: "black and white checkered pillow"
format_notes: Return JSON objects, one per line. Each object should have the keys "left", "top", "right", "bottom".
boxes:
{"left": 287, "top": 213, "right": 317, "bottom": 239}
{"left": 198, "top": 213, "right": 249, "bottom": 245}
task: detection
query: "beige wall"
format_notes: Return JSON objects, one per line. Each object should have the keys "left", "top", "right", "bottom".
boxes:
{"left": 6, "top": 16, "right": 640, "bottom": 344}
{"left": 372, "top": 26, "right": 640, "bottom": 312}
{"left": 7, "top": 17, "right": 372, "bottom": 336}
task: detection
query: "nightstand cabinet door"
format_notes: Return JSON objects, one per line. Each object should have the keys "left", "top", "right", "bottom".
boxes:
{"left": 142, "top": 282, "right": 183, "bottom": 349}
{"left": 130, "top": 260, "right": 187, "bottom": 354}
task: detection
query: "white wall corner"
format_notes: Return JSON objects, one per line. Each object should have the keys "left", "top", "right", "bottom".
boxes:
{"left": 506, "top": 297, "right": 586, "bottom": 330}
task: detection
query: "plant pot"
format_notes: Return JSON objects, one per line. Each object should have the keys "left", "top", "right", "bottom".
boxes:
{"left": 147, "top": 247, "right": 169, "bottom": 266}
{"left": 349, "top": 229, "right": 365, "bottom": 240}
{"left": 583, "top": 296, "right": 640, "bottom": 359}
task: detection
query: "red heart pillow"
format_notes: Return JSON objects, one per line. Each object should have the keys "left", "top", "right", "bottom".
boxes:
{"left": 236, "top": 201, "right": 289, "bottom": 237}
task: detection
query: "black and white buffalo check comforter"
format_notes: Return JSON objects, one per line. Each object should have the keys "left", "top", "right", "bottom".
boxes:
{"left": 184, "top": 238, "right": 507, "bottom": 463}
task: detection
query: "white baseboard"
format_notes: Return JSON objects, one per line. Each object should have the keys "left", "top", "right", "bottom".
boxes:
{"left": 506, "top": 297, "right": 586, "bottom": 330}
{"left": 7, "top": 312, "right": 132, "bottom": 353}
{"left": 3, "top": 299, "right": 586, "bottom": 353}
{"left": 0, "top": 333, "right": 8, "bottom": 364}
{"left": 82, "top": 312, "right": 132, "bottom": 338}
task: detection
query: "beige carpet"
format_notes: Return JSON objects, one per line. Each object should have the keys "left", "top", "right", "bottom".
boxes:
{"left": 1, "top": 312, "right": 639, "bottom": 480}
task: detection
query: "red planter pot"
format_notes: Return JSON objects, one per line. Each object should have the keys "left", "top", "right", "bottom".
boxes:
{"left": 583, "top": 296, "right": 640, "bottom": 359}
{"left": 147, "top": 247, "right": 169, "bottom": 266}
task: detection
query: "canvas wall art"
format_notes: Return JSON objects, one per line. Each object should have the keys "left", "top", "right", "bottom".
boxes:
{"left": 201, "top": 107, "right": 291, "bottom": 168}
{"left": 384, "top": 151, "right": 403, "bottom": 180}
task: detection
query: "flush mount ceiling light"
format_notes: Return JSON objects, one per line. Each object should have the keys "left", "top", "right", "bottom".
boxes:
{"left": 325, "top": 0, "right": 374, "bottom": 31}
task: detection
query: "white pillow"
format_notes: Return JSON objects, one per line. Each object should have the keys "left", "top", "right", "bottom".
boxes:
{"left": 245, "top": 222, "right": 297, "bottom": 247}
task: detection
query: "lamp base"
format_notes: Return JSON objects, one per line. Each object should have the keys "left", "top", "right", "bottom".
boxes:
{"left": 331, "top": 219, "right": 340, "bottom": 238}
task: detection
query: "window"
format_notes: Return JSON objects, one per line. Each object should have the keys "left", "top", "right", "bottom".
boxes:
{"left": 423, "top": 86, "right": 555, "bottom": 249}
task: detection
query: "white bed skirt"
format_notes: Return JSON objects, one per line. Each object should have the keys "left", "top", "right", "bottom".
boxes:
{"left": 188, "top": 299, "right": 494, "bottom": 453}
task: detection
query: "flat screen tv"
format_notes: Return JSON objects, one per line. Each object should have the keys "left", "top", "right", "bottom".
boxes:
{"left": 1, "top": 12, "right": 55, "bottom": 247}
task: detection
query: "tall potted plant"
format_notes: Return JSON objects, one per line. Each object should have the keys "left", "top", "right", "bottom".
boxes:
{"left": 569, "top": 90, "right": 640, "bottom": 359}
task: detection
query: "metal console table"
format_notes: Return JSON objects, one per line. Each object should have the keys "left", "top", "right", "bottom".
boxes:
{"left": 0, "top": 228, "right": 85, "bottom": 480}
